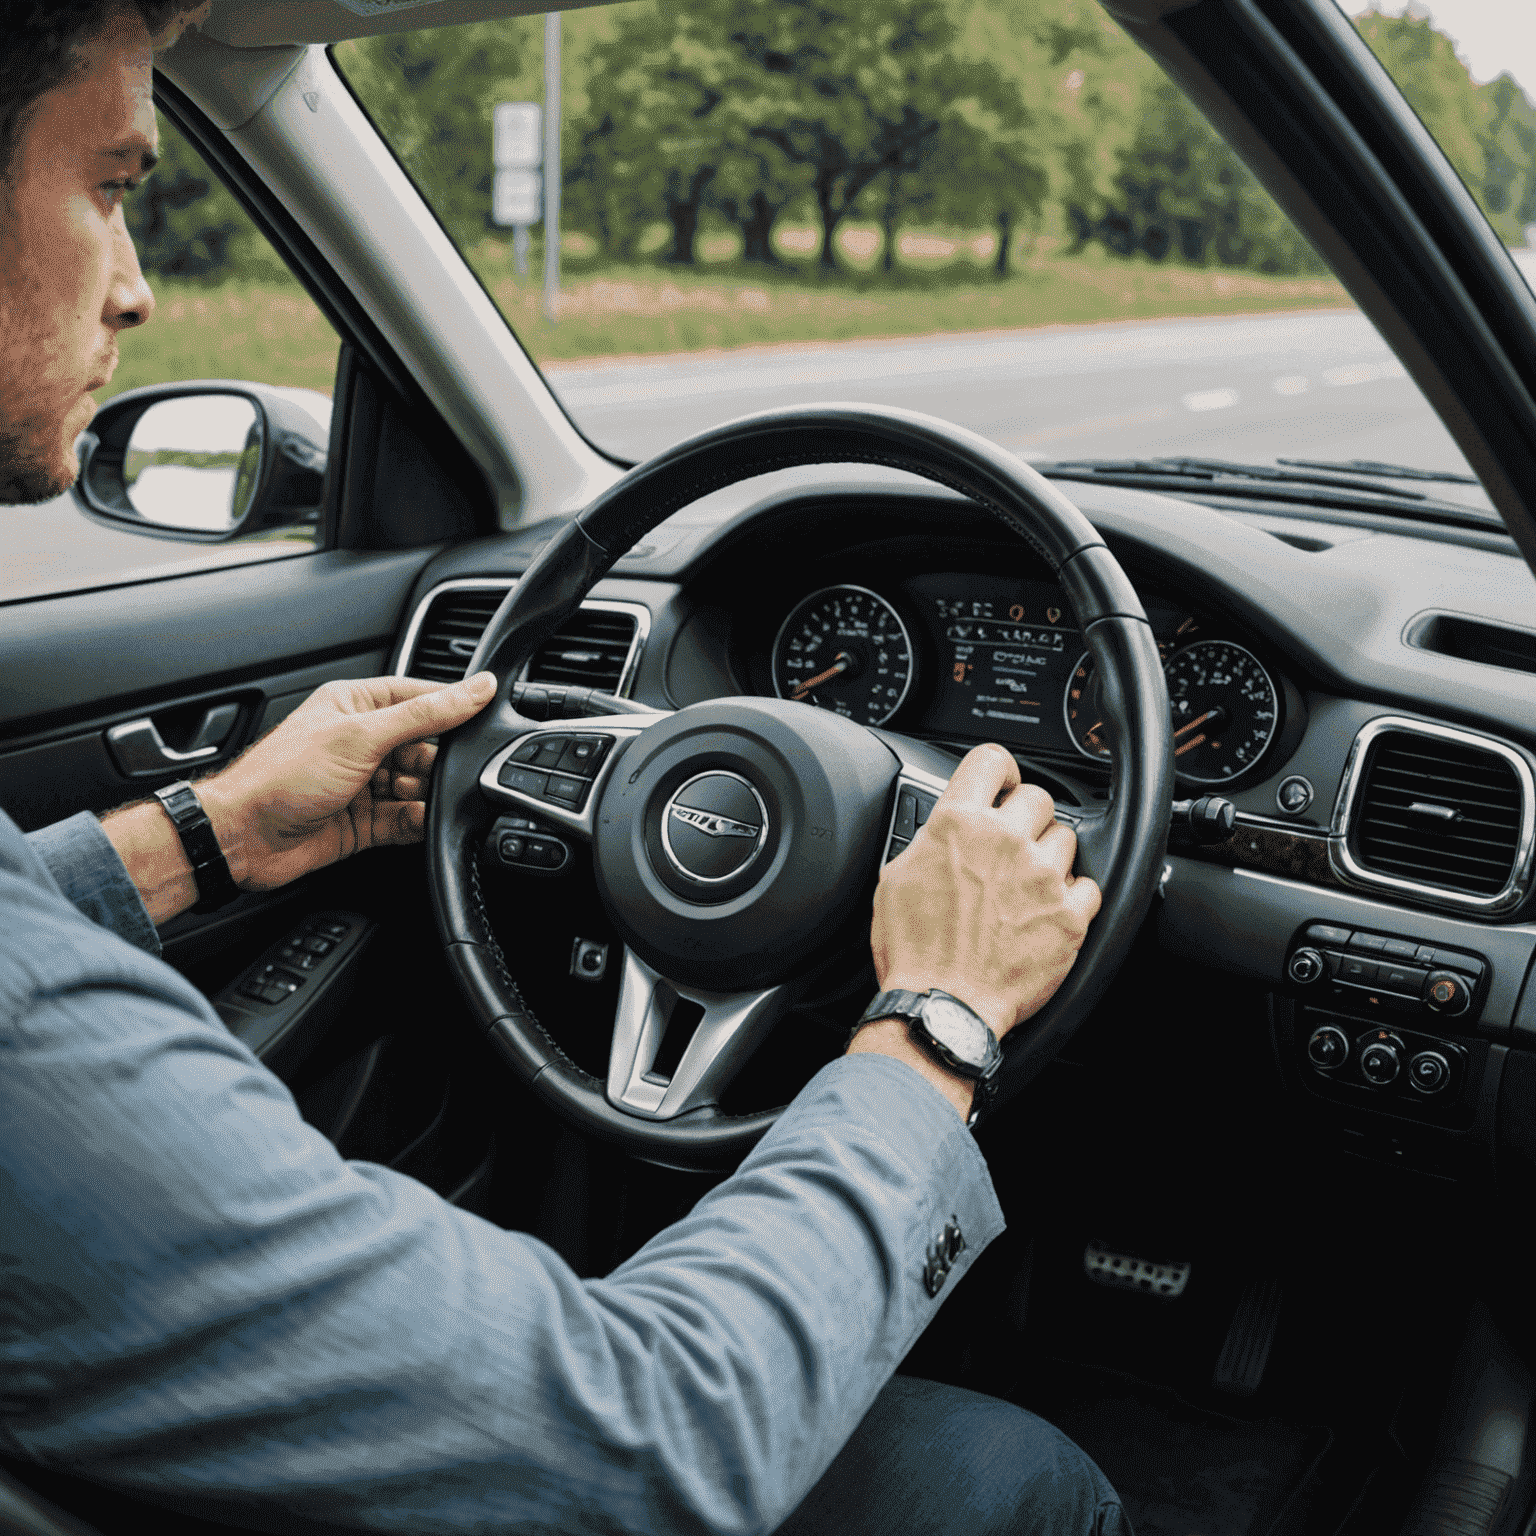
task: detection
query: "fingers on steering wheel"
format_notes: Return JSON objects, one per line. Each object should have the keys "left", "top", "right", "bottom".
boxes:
{"left": 996, "top": 780, "right": 1058, "bottom": 841}
{"left": 944, "top": 742, "right": 1020, "bottom": 809}
{"left": 1033, "top": 819, "right": 1080, "bottom": 880}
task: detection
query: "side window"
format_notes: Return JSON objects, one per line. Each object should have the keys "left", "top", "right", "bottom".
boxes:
{"left": 0, "top": 112, "right": 340, "bottom": 605}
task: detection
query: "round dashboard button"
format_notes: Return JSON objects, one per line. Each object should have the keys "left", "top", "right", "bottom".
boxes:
{"left": 1276, "top": 775, "right": 1314, "bottom": 815}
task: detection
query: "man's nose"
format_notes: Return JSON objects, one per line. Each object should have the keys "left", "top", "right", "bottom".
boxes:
{"left": 106, "top": 213, "right": 155, "bottom": 331}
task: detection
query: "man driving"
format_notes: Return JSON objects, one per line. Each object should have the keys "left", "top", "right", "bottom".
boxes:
{"left": 0, "top": 4, "right": 1123, "bottom": 1532}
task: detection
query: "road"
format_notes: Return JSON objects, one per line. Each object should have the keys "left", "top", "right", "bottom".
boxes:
{"left": 6, "top": 253, "right": 1531, "bottom": 604}
{"left": 548, "top": 306, "right": 1477, "bottom": 474}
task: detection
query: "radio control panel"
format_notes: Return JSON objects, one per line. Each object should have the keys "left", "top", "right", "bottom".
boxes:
{"left": 1284, "top": 923, "right": 1486, "bottom": 1029}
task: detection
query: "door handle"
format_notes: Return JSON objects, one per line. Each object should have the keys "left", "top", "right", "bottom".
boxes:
{"left": 106, "top": 702, "right": 240, "bottom": 778}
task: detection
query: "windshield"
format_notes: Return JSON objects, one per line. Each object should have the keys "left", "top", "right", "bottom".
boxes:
{"left": 333, "top": 1, "right": 1535, "bottom": 516}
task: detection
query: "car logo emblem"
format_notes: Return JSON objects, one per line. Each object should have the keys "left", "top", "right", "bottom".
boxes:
{"left": 660, "top": 771, "right": 770, "bottom": 886}
{"left": 669, "top": 804, "right": 759, "bottom": 839}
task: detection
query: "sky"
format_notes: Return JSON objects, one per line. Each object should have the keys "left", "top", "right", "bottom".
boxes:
{"left": 1349, "top": 0, "right": 1536, "bottom": 96}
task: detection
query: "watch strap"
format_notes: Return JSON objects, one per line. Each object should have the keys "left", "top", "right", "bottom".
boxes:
{"left": 153, "top": 780, "right": 241, "bottom": 912}
{"left": 855, "top": 988, "right": 1002, "bottom": 1131}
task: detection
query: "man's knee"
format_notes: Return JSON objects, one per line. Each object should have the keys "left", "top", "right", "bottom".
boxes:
{"left": 911, "top": 1382, "right": 1127, "bottom": 1536}
{"left": 776, "top": 1376, "right": 1129, "bottom": 1536}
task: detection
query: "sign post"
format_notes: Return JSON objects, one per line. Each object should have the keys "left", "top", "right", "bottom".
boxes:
{"left": 543, "top": 11, "right": 562, "bottom": 323}
{"left": 492, "top": 101, "right": 540, "bottom": 276}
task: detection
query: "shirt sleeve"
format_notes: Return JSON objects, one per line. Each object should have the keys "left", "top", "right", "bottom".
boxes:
{"left": 23, "top": 811, "right": 160, "bottom": 956}
{"left": 0, "top": 926, "right": 1002, "bottom": 1536}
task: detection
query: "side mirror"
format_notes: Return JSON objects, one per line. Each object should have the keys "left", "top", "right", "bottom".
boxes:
{"left": 74, "top": 381, "right": 330, "bottom": 542}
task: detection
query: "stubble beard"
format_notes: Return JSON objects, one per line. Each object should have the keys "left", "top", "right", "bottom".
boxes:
{"left": 0, "top": 240, "right": 94, "bottom": 507}
{"left": 0, "top": 413, "right": 81, "bottom": 505}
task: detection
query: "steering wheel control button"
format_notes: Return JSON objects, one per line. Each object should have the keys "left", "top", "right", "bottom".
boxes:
{"left": 661, "top": 772, "right": 770, "bottom": 887}
{"left": 545, "top": 773, "right": 588, "bottom": 808}
{"left": 1409, "top": 1051, "right": 1451, "bottom": 1094}
{"left": 1426, "top": 971, "right": 1472, "bottom": 1015}
{"left": 558, "top": 736, "right": 610, "bottom": 775}
{"left": 894, "top": 790, "right": 919, "bottom": 840}
{"left": 1276, "top": 775, "right": 1314, "bottom": 815}
{"left": 1306, "top": 1025, "right": 1350, "bottom": 1070}
{"left": 1359, "top": 1037, "right": 1402, "bottom": 1086}
{"left": 498, "top": 763, "right": 549, "bottom": 797}
{"left": 886, "top": 834, "right": 911, "bottom": 862}
{"left": 511, "top": 735, "right": 570, "bottom": 770}
{"left": 1288, "top": 948, "right": 1325, "bottom": 985}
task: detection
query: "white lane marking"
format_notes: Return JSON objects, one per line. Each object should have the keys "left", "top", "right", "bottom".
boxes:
{"left": 1273, "top": 375, "right": 1310, "bottom": 395}
{"left": 1323, "top": 359, "right": 1406, "bottom": 387}
{"left": 1182, "top": 387, "right": 1239, "bottom": 412}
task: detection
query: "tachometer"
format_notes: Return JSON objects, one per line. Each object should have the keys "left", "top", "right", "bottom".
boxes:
{"left": 772, "top": 584, "right": 915, "bottom": 727}
{"left": 1165, "top": 640, "right": 1279, "bottom": 783}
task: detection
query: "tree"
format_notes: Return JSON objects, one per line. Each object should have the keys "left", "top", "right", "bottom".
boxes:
{"left": 336, "top": 22, "right": 535, "bottom": 252}
{"left": 1353, "top": 9, "right": 1536, "bottom": 247}
{"left": 729, "top": 0, "right": 1026, "bottom": 273}
{"left": 1481, "top": 74, "right": 1536, "bottom": 245}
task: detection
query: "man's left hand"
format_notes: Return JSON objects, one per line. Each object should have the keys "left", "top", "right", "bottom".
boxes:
{"left": 198, "top": 673, "right": 498, "bottom": 891}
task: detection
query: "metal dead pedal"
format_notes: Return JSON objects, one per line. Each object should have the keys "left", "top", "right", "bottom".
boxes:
{"left": 1083, "top": 1242, "right": 1190, "bottom": 1299}
{"left": 1212, "top": 1276, "right": 1284, "bottom": 1397}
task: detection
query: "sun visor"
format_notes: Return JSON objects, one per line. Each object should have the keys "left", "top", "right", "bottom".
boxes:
{"left": 190, "top": 0, "right": 608, "bottom": 49}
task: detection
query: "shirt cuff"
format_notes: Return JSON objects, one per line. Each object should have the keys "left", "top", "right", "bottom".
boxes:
{"left": 26, "top": 812, "right": 161, "bottom": 957}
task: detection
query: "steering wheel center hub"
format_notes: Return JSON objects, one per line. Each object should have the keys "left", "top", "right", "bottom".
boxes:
{"left": 661, "top": 771, "right": 771, "bottom": 888}
{"left": 592, "top": 697, "right": 897, "bottom": 991}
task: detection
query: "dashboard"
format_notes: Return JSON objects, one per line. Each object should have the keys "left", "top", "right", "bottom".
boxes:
{"left": 395, "top": 467, "right": 1536, "bottom": 1167}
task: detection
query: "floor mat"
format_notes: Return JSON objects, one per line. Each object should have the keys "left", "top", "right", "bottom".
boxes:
{"left": 1016, "top": 1362, "right": 1329, "bottom": 1536}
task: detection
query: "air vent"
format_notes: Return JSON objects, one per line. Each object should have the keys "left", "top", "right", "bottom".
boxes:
{"left": 526, "top": 606, "right": 639, "bottom": 693}
{"left": 404, "top": 584, "right": 511, "bottom": 683}
{"left": 400, "top": 583, "right": 646, "bottom": 695}
{"left": 1349, "top": 728, "right": 1525, "bottom": 899}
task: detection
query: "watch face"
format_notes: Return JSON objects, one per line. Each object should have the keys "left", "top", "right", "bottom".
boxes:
{"left": 920, "top": 993, "right": 992, "bottom": 1071}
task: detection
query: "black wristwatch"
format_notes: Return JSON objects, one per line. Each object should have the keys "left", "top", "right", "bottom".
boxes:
{"left": 153, "top": 780, "right": 241, "bottom": 913}
{"left": 855, "top": 988, "right": 1003, "bottom": 1128}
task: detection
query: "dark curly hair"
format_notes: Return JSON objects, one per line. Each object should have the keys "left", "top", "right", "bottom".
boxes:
{"left": 0, "top": 2, "right": 202, "bottom": 183}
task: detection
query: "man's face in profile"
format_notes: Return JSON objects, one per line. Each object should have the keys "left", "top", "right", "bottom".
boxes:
{"left": 0, "top": 5, "right": 158, "bottom": 505}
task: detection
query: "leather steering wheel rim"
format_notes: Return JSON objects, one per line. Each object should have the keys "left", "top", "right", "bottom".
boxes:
{"left": 427, "top": 404, "right": 1174, "bottom": 1167}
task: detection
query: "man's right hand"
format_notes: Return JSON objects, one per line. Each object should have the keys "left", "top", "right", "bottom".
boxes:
{"left": 851, "top": 743, "right": 1102, "bottom": 1114}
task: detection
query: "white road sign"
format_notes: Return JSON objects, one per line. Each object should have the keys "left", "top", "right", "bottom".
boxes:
{"left": 493, "top": 101, "right": 541, "bottom": 169}
{"left": 493, "top": 167, "right": 542, "bottom": 227}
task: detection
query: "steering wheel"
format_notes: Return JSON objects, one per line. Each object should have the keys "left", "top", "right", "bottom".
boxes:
{"left": 427, "top": 405, "right": 1173, "bottom": 1167}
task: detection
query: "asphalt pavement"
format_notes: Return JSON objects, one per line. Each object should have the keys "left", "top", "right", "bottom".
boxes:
{"left": 6, "top": 253, "right": 1532, "bottom": 605}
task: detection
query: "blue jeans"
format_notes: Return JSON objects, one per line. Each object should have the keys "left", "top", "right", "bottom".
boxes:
{"left": 775, "top": 1375, "right": 1131, "bottom": 1536}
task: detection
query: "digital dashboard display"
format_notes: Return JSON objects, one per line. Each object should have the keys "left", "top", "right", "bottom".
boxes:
{"left": 906, "top": 573, "right": 1082, "bottom": 748}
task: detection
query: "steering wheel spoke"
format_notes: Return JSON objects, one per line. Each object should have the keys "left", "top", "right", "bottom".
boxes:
{"left": 608, "top": 949, "right": 793, "bottom": 1120}
{"left": 478, "top": 712, "right": 670, "bottom": 842}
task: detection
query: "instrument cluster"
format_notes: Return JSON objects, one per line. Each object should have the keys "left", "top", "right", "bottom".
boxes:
{"left": 769, "top": 571, "right": 1285, "bottom": 786}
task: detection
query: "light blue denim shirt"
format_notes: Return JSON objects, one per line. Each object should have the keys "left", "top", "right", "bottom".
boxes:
{"left": 1, "top": 808, "right": 1004, "bottom": 1534}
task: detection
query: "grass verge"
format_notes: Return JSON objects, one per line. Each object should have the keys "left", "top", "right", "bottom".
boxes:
{"left": 106, "top": 257, "right": 1349, "bottom": 401}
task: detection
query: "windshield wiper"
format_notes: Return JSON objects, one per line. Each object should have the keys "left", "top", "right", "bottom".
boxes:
{"left": 1275, "top": 457, "right": 1479, "bottom": 485}
{"left": 1035, "top": 456, "right": 1501, "bottom": 530}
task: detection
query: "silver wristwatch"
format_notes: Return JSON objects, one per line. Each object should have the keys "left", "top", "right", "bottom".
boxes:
{"left": 855, "top": 988, "right": 1002, "bottom": 1127}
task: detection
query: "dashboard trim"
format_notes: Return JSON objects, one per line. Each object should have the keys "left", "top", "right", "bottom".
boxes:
{"left": 395, "top": 577, "right": 652, "bottom": 699}
{"left": 1329, "top": 715, "right": 1536, "bottom": 917}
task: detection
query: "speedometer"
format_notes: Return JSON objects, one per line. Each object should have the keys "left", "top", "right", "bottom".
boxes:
{"left": 772, "top": 584, "right": 915, "bottom": 727}
{"left": 1165, "top": 640, "right": 1279, "bottom": 783}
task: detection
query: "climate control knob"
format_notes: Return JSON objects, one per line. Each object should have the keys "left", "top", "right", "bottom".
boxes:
{"left": 1306, "top": 1025, "right": 1349, "bottom": 1070}
{"left": 1288, "top": 948, "right": 1326, "bottom": 985}
{"left": 1425, "top": 971, "right": 1472, "bottom": 1016}
{"left": 1360, "top": 1038, "right": 1402, "bottom": 1086}
{"left": 1409, "top": 1051, "right": 1451, "bottom": 1095}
